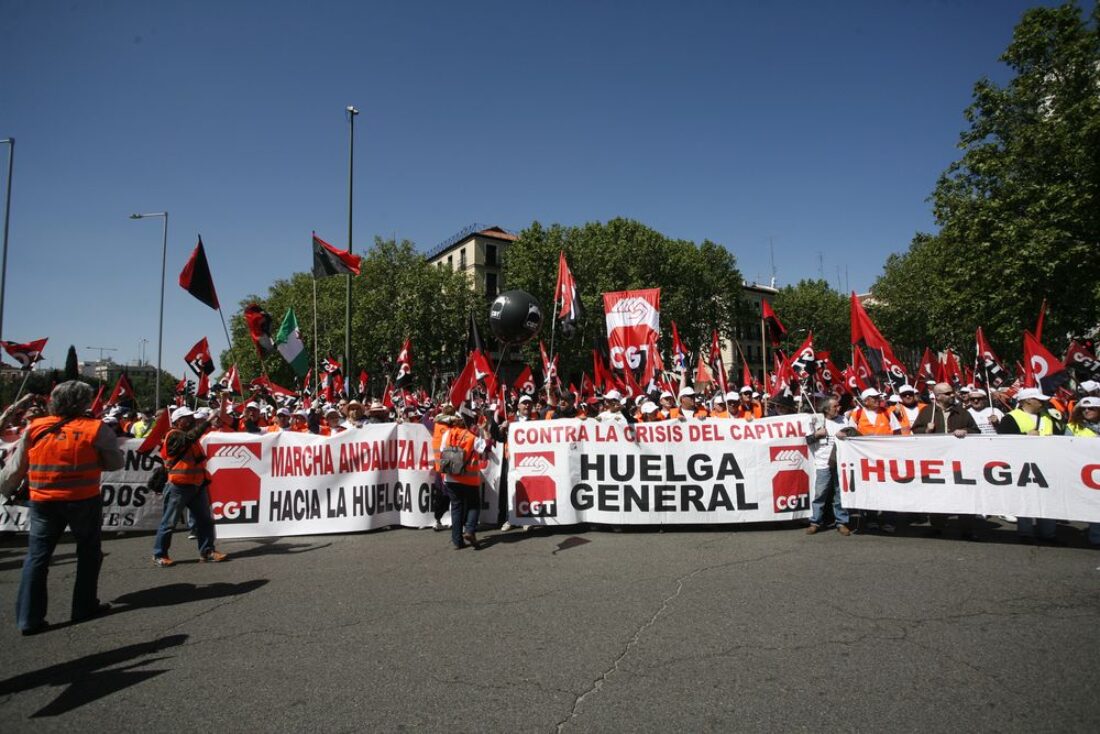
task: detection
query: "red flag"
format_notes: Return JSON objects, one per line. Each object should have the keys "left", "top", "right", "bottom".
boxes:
{"left": 513, "top": 365, "right": 536, "bottom": 396}
{"left": 842, "top": 365, "right": 866, "bottom": 395}
{"left": 741, "top": 359, "right": 753, "bottom": 391}
{"left": 394, "top": 338, "right": 413, "bottom": 387}
{"left": 769, "top": 353, "right": 792, "bottom": 398}
{"left": 137, "top": 409, "right": 171, "bottom": 454}
{"left": 592, "top": 350, "right": 619, "bottom": 392}
{"left": 107, "top": 373, "right": 135, "bottom": 406}
{"left": 709, "top": 330, "right": 728, "bottom": 394}
{"left": 219, "top": 365, "right": 242, "bottom": 395}
{"left": 471, "top": 349, "right": 498, "bottom": 396}
{"left": 449, "top": 352, "right": 479, "bottom": 408}
{"left": 941, "top": 349, "right": 964, "bottom": 387}
{"left": 850, "top": 293, "right": 890, "bottom": 352}
{"left": 787, "top": 332, "right": 816, "bottom": 375}
{"left": 580, "top": 372, "right": 595, "bottom": 399}
{"left": 322, "top": 356, "right": 342, "bottom": 375}
{"left": 1064, "top": 340, "right": 1100, "bottom": 379}
{"left": 975, "top": 327, "right": 1009, "bottom": 387}
{"left": 196, "top": 372, "right": 209, "bottom": 398}
{"left": 1, "top": 338, "right": 47, "bottom": 369}
{"left": 851, "top": 347, "right": 875, "bottom": 389}
{"left": 244, "top": 304, "right": 276, "bottom": 358}
{"left": 554, "top": 251, "right": 583, "bottom": 328}
{"left": 250, "top": 375, "right": 295, "bottom": 397}
{"left": 694, "top": 352, "right": 713, "bottom": 386}
{"left": 916, "top": 348, "right": 937, "bottom": 384}
{"left": 358, "top": 370, "right": 369, "bottom": 397}
{"left": 312, "top": 233, "right": 362, "bottom": 277}
{"left": 303, "top": 367, "right": 313, "bottom": 394}
{"left": 382, "top": 383, "right": 394, "bottom": 409}
{"left": 880, "top": 350, "right": 909, "bottom": 389}
{"left": 178, "top": 236, "right": 219, "bottom": 310}
{"left": 761, "top": 300, "right": 787, "bottom": 344}
{"left": 1023, "top": 330, "right": 1069, "bottom": 393}
{"left": 539, "top": 341, "right": 558, "bottom": 387}
{"left": 670, "top": 321, "right": 689, "bottom": 372}
{"left": 183, "top": 337, "right": 215, "bottom": 377}
{"left": 89, "top": 385, "right": 105, "bottom": 417}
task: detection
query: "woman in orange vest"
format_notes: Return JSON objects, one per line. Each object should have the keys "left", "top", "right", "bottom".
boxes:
{"left": 429, "top": 405, "right": 457, "bottom": 531}
{"left": 152, "top": 407, "right": 227, "bottom": 567}
{"left": 439, "top": 410, "right": 489, "bottom": 550}
{"left": 1, "top": 382, "right": 124, "bottom": 634}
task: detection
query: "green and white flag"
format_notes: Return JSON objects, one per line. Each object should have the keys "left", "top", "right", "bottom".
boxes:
{"left": 275, "top": 308, "right": 309, "bottom": 376}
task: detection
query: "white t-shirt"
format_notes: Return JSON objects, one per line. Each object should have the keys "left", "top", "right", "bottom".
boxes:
{"left": 969, "top": 406, "right": 1004, "bottom": 435}
{"left": 811, "top": 415, "right": 850, "bottom": 471}
{"left": 597, "top": 410, "right": 628, "bottom": 424}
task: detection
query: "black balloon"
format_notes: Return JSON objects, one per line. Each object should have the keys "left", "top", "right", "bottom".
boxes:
{"left": 489, "top": 290, "right": 543, "bottom": 345}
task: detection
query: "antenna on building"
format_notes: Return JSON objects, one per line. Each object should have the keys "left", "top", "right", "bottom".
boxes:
{"left": 769, "top": 237, "right": 777, "bottom": 289}
{"left": 86, "top": 345, "right": 117, "bottom": 361}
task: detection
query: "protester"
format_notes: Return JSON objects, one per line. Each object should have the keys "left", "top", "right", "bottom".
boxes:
{"left": 732, "top": 386, "right": 761, "bottom": 420}
{"left": 966, "top": 389, "right": 1003, "bottom": 435}
{"left": 996, "top": 388, "right": 1061, "bottom": 543}
{"left": 430, "top": 404, "right": 457, "bottom": 532}
{"left": 805, "top": 396, "right": 856, "bottom": 536}
{"left": 1065, "top": 396, "right": 1100, "bottom": 547}
{"left": 850, "top": 389, "right": 902, "bottom": 435}
{"left": 439, "top": 409, "right": 489, "bottom": 550}
{"left": 152, "top": 406, "right": 227, "bottom": 566}
{"left": 1, "top": 381, "right": 123, "bottom": 635}
{"left": 268, "top": 407, "right": 291, "bottom": 432}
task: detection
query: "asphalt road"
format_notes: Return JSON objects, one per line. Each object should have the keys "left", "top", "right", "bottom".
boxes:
{"left": 1, "top": 518, "right": 1098, "bottom": 733}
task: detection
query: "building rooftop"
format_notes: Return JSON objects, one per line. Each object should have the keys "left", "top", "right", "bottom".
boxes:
{"left": 426, "top": 223, "right": 518, "bottom": 260}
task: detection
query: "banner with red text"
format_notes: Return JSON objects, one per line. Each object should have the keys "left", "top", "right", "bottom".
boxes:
{"left": 837, "top": 436, "right": 1100, "bottom": 522}
{"left": 507, "top": 415, "right": 815, "bottom": 525}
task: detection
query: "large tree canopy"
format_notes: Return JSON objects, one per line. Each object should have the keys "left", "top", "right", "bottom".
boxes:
{"left": 502, "top": 218, "right": 749, "bottom": 381}
{"left": 221, "top": 237, "right": 481, "bottom": 394}
{"left": 771, "top": 280, "right": 850, "bottom": 363}
{"left": 872, "top": 1, "right": 1100, "bottom": 360}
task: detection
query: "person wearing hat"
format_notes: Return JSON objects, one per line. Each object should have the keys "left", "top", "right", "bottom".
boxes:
{"left": 637, "top": 401, "right": 661, "bottom": 422}
{"left": 365, "top": 400, "right": 389, "bottom": 425}
{"left": 241, "top": 402, "right": 264, "bottom": 434}
{"left": 429, "top": 405, "right": 459, "bottom": 531}
{"left": 709, "top": 392, "right": 730, "bottom": 418}
{"left": 597, "top": 390, "right": 630, "bottom": 424}
{"left": 131, "top": 411, "right": 152, "bottom": 439}
{"left": 670, "top": 387, "right": 707, "bottom": 420}
{"left": 966, "top": 389, "right": 1003, "bottom": 435}
{"left": 1, "top": 381, "right": 124, "bottom": 634}
{"left": 515, "top": 395, "right": 535, "bottom": 422}
{"left": 895, "top": 385, "right": 926, "bottom": 430}
{"left": 320, "top": 406, "right": 346, "bottom": 436}
{"left": 343, "top": 400, "right": 366, "bottom": 429}
{"left": 732, "top": 387, "right": 762, "bottom": 420}
{"left": 267, "top": 407, "right": 292, "bottom": 433}
{"left": 289, "top": 410, "right": 310, "bottom": 432}
{"left": 657, "top": 390, "right": 676, "bottom": 420}
{"left": 997, "top": 388, "right": 1060, "bottom": 543}
{"left": 1065, "top": 396, "right": 1100, "bottom": 547}
{"left": 849, "top": 389, "right": 902, "bottom": 435}
{"left": 439, "top": 409, "right": 490, "bottom": 549}
{"left": 152, "top": 406, "right": 227, "bottom": 567}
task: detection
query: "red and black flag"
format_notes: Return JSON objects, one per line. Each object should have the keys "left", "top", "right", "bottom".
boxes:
{"left": 217, "top": 365, "right": 243, "bottom": 396}
{"left": 708, "top": 330, "right": 729, "bottom": 394}
{"left": 394, "top": 338, "right": 412, "bottom": 387}
{"left": 1, "top": 338, "right": 47, "bottom": 369}
{"left": 554, "top": 251, "right": 584, "bottom": 335}
{"left": 358, "top": 370, "right": 369, "bottom": 398}
{"left": 322, "top": 356, "right": 342, "bottom": 375}
{"left": 312, "top": 233, "right": 361, "bottom": 278}
{"left": 975, "top": 327, "right": 1009, "bottom": 387}
{"left": 787, "top": 332, "right": 816, "bottom": 377}
{"left": 1064, "top": 340, "right": 1100, "bottom": 380}
{"left": 243, "top": 304, "right": 276, "bottom": 358}
{"left": 916, "top": 348, "right": 937, "bottom": 385}
{"left": 1023, "top": 330, "right": 1070, "bottom": 394}
{"left": 761, "top": 300, "right": 786, "bottom": 344}
{"left": 107, "top": 372, "right": 135, "bottom": 406}
{"left": 670, "top": 321, "right": 690, "bottom": 373}
{"left": 179, "top": 236, "right": 219, "bottom": 310}
{"left": 539, "top": 341, "right": 559, "bottom": 388}
{"left": 184, "top": 337, "right": 215, "bottom": 377}
{"left": 513, "top": 365, "right": 536, "bottom": 396}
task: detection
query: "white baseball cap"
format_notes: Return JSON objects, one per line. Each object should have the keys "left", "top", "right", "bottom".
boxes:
{"left": 604, "top": 389, "right": 622, "bottom": 401}
{"left": 678, "top": 387, "right": 696, "bottom": 399}
{"left": 898, "top": 384, "right": 917, "bottom": 394}
{"left": 1016, "top": 388, "right": 1049, "bottom": 402}
{"left": 712, "top": 393, "right": 726, "bottom": 404}
{"left": 170, "top": 406, "right": 194, "bottom": 423}
{"left": 518, "top": 395, "right": 533, "bottom": 404}
{"left": 1080, "top": 380, "right": 1100, "bottom": 392}
{"left": 860, "top": 388, "right": 881, "bottom": 400}
{"left": 659, "top": 390, "right": 674, "bottom": 400}
{"left": 640, "top": 401, "right": 659, "bottom": 415}
{"left": 1078, "top": 396, "right": 1100, "bottom": 409}
{"left": 740, "top": 385, "right": 752, "bottom": 393}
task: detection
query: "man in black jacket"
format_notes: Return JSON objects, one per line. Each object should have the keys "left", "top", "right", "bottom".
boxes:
{"left": 911, "top": 382, "right": 981, "bottom": 540}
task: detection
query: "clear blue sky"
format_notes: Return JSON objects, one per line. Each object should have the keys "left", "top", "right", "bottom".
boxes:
{"left": 0, "top": 0, "right": 1055, "bottom": 374}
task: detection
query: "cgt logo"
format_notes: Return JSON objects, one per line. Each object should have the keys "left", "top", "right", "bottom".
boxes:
{"left": 513, "top": 451, "right": 557, "bottom": 517}
{"left": 769, "top": 444, "right": 810, "bottom": 513}
{"left": 206, "top": 442, "right": 262, "bottom": 524}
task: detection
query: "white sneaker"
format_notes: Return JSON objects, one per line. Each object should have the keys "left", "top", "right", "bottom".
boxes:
{"left": 500, "top": 522, "right": 514, "bottom": 532}
{"left": 999, "top": 515, "right": 1018, "bottom": 523}
{"left": 432, "top": 520, "right": 444, "bottom": 531}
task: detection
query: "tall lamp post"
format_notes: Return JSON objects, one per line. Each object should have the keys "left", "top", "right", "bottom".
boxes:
{"left": 345, "top": 106, "right": 358, "bottom": 377}
{"left": 130, "top": 212, "right": 168, "bottom": 412}
{"left": 0, "top": 138, "right": 14, "bottom": 346}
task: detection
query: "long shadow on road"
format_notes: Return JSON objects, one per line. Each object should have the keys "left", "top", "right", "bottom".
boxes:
{"left": 110, "top": 579, "right": 270, "bottom": 613}
{"left": 0, "top": 634, "right": 189, "bottom": 718}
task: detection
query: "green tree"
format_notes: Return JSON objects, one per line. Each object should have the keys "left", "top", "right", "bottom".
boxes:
{"left": 502, "top": 218, "right": 749, "bottom": 381}
{"left": 771, "top": 280, "right": 850, "bottom": 363}
{"left": 872, "top": 1, "right": 1100, "bottom": 361}
{"left": 63, "top": 345, "right": 80, "bottom": 381}
{"left": 221, "top": 237, "right": 481, "bottom": 395}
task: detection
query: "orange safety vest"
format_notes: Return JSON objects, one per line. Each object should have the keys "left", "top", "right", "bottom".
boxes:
{"left": 669, "top": 406, "right": 709, "bottom": 419}
{"left": 161, "top": 428, "right": 207, "bottom": 486}
{"left": 733, "top": 401, "right": 762, "bottom": 419}
{"left": 431, "top": 420, "right": 449, "bottom": 472}
{"left": 710, "top": 409, "right": 731, "bottom": 418}
{"left": 851, "top": 407, "right": 895, "bottom": 435}
{"left": 890, "top": 405, "right": 913, "bottom": 435}
{"left": 441, "top": 427, "right": 480, "bottom": 486}
{"left": 25, "top": 416, "right": 104, "bottom": 502}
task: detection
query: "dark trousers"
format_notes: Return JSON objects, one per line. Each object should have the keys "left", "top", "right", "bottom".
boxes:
{"left": 431, "top": 476, "right": 448, "bottom": 522}
{"left": 16, "top": 496, "right": 103, "bottom": 631}
{"left": 443, "top": 481, "right": 481, "bottom": 547}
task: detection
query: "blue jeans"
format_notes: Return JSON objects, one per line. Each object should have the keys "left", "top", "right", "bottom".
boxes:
{"left": 444, "top": 482, "right": 480, "bottom": 547}
{"left": 16, "top": 496, "right": 103, "bottom": 631}
{"left": 811, "top": 466, "right": 849, "bottom": 527}
{"left": 153, "top": 483, "right": 216, "bottom": 558}
{"left": 1017, "top": 517, "right": 1056, "bottom": 540}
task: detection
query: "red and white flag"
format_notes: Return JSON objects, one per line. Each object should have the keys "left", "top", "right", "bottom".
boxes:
{"left": 1064, "top": 340, "right": 1100, "bottom": 379}
{"left": 1, "top": 338, "right": 47, "bottom": 369}
{"left": 603, "top": 288, "right": 660, "bottom": 375}
{"left": 218, "top": 365, "right": 243, "bottom": 395}
{"left": 539, "top": 341, "right": 558, "bottom": 387}
{"left": 394, "top": 338, "right": 413, "bottom": 387}
{"left": 1023, "top": 330, "right": 1069, "bottom": 393}
{"left": 106, "top": 373, "right": 135, "bottom": 406}
{"left": 670, "top": 321, "right": 689, "bottom": 373}
{"left": 514, "top": 365, "right": 536, "bottom": 396}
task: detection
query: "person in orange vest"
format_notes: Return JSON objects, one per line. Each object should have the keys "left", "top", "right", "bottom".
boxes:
{"left": 267, "top": 407, "right": 291, "bottom": 432}
{"left": 429, "top": 404, "right": 457, "bottom": 531}
{"left": 152, "top": 406, "right": 227, "bottom": 567}
{"left": 732, "top": 386, "right": 763, "bottom": 420}
{"left": 439, "top": 409, "right": 490, "bottom": 550}
{"left": 320, "top": 406, "right": 346, "bottom": 435}
{"left": 849, "top": 389, "right": 902, "bottom": 435}
{"left": 1, "top": 381, "right": 124, "bottom": 634}
{"left": 709, "top": 392, "right": 731, "bottom": 418}
{"left": 670, "top": 387, "right": 708, "bottom": 419}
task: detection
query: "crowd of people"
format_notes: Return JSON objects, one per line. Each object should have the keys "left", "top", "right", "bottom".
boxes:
{"left": 0, "top": 371, "right": 1097, "bottom": 635}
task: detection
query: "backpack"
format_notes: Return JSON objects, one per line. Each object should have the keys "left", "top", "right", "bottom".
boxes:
{"left": 438, "top": 429, "right": 467, "bottom": 475}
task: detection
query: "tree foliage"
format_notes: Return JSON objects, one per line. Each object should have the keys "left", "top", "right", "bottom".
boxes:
{"left": 771, "top": 280, "right": 850, "bottom": 362}
{"left": 501, "top": 218, "right": 749, "bottom": 381}
{"left": 220, "top": 237, "right": 481, "bottom": 394}
{"left": 872, "top": 1, "right": 1100, "bottom": 360}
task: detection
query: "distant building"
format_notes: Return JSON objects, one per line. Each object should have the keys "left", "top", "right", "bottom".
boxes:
{"left": 80, "top": 359, "right": 157, "bottom": 384}
{"left": 426, "top": 223, "right": 518, "bottom": 301}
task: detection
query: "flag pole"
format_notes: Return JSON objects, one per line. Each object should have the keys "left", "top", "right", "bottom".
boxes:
{"left": 312, "top": 275, "right": 319, "bottom": 395}
{"left": 344, "top": 106, "right": 359, "bottom": 381}
{"left": 760, "top": 314, "right": 766, "bottom": 387}
{"left": 12, "top": 368, "right": 33, "bottom": 402}
{"left": 547, "top": 258, "right": 560, "bottom": 402}
{"left": 216, "top": 306, "right": 233, "bottom": 356}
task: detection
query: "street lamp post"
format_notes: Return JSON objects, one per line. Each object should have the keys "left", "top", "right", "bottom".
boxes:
{"left": 130, "top": 212, "right": 168, "bottom": 412}
{"left": 345, "top": 106, "right": 359, "bottom": 378}
{"left": 0, "top": 138, "right": 14, "bottom": 346}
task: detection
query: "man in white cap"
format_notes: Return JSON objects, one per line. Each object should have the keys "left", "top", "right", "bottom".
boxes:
{"left": 267, "top": 407, "right": 291, "bottom": 433}
{"left": 849, "top": 388, "right": 901, "bottom": 435}
{"left": 966, "top": 388, "right": 1003, "bottom": 435}
{"left": 597, "top": 390, "right": 628, "bottom": 423}
{"left": 658, "top": 390, "right": 676, "bottom": 420}
{"left": 732, "top": 386, "right": 761, "bottom": 420}
{"left": 895, "top": 384, "right": 925, "bottom": 429}
{"left": 152, "top": 406, "right": 227, "bottom": 566}
{"left": 241, "top": 402, "right": 263, "bottom": 434}
{"left": 997, "top": 388, "right": 1060, "bottom": 543}
{"left": 709, "top": 392, "right": 730, "bottom": 418}
{"left": 671, "top": 387, "right": 707, "bottom": 420}
{"left": 515, "top": 395, "right": 535, "bottom": 422}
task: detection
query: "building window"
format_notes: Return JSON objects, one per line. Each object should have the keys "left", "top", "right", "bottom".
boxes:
{"left": 486, "top": 272, "right": 498, "bottom": 299}
{"left": 447, "top": 255, "right": 453, "bottom": 270}
{"left": 485, "top": 244, "right": 497, "bottom": 266}
{"left": 460, "top": 248, "right": 467, "bottom": 270}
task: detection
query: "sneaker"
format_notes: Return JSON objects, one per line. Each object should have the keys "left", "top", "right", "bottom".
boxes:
{"left": 500, "top": 521, "right": 515, "bottom": 532}
{"left": 432, "top": 520, "right": 444, "bottom": 532}
{"left": 187, "top": 533, "right": 197, "bottom": 539}
{"left": 200, "top": 551, "right": 228, "bottom": 563}
{"left": 805, "top": 524, "right": 821, "bottom": 535}
{"left": 837, "top": 524, "right": 852, "bottom": 536}
{"left": 999, "top": 515, "right": 1018, "bottom": 523}
{"left": 153, "top": 556, "right": 176, "bottom": 568}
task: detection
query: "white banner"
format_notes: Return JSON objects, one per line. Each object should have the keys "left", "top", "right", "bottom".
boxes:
{"left": 1, "top": 428, "right": 502, "bottom": 538}
{"left": 837, "top": 435, "right": 1100, "bottom": 522}
{"left": 507, "top": 416, "right": 815, "bottom": 525}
